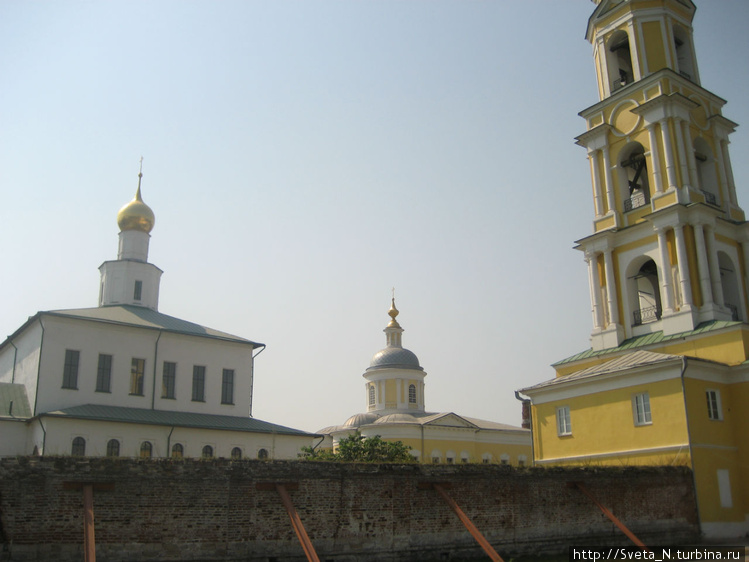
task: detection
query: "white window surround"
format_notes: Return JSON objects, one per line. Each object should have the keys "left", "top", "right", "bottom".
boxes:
{"left": 717, "top": 469, "right": 733, "bottom": 508}
{"left": 556, "top": 406, "right": 572, "bottom": 436}
{"left": 632, "top": 392, "right": 652, "bottom": 426}
{"left": 706, "top": 389, "right": 723, "bottom": 421}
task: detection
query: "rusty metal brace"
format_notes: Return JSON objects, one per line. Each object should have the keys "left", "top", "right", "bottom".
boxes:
{"left": 425, "top": 482, "right": 504, "bottom": 562}
{"left": 63, "top": 482, "right": 115, "bottom": 562}
{"left": 568, "top": 482, "right": 650, "bottom": 552}
{"left": 257, "top": 483, "right": 320, "bottom": 562}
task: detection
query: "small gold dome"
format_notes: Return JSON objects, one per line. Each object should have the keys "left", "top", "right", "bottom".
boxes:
{"left": 117, "top": 184, "right": 155, "bottom": 233}
{"left": 387, "top": 297, "right": 401, "bottom": 328}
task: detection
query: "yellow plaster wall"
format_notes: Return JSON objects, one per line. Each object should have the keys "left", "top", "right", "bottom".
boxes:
{"left": 595, "top": 215, "right": 616, "bottom": 232}
{"left": 556, "top": 328, "right": 749, "bottom": 381}
{"left": 690, "top": 447, "right": 744, "bottom": 524}
{"left": 385, "top": 379, "right": 396, "bottom": 408}
{"left": 653, "top": 191, "right": 677, "bottom": 211}
{"left": 656, "top": 330, "right": 749, "bottom": 366}
{"left": 642, "top": 21, "right": 667, "bottom": 74}
{"left": 532, "top": 378, "right": 689, "bottom": 463}
{"left": 394, "top": 436, "right": 530, "bottom": 466}
{"left": 684, "top": 378, "right": 737, "bottom": 447}
{"left": 729, "top": 381, "right": 749, "bottom": 519}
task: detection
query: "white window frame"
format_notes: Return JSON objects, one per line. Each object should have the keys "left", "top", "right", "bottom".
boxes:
{"left": 717, "top": 469, "right": 733, "bottom": 508}
{"left": 706, "top": 389, "right": 723, "bottom": 421}
{"left": 556, "top": 406, "right": 571, "bottom": 436}
{"left": 632, "top": 392, "right": 652, "bottom": 426}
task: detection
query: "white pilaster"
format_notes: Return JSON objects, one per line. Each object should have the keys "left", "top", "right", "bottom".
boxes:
{"left": 659, "top": 119, "right": 678, "bottom": 191}
{"left": 656, "top": 227, "right": 675, "bottom": 315}
{"left": 603, "top": 249, "right": 619, "bottom": 326}
{"left": 602, "top": 145, "right": 616, "bottom": 213}
{"left": 590, "top": 149, "right": 604, "bottom": 217}
{"left": 646, "top": 124, "right": 664, "bottom": 193}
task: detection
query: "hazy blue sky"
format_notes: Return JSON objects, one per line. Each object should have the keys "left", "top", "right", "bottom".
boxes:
{"left": 2, "top": 1, "right": 748, "bottom": 433}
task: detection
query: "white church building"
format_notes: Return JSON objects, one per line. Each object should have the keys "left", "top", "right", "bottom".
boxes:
{"left": 0, "top": 170, "right": 316, "bottom": 459}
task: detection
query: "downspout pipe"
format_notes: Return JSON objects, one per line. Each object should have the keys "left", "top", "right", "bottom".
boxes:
{"left": 421, "top": 424, "right": 425, "bottom": 463}
{"left": 309, "top": 434, "right": 326, "bottom": 452}
{"left": 33, "top": 316, "right": 46, "bottom": 417}
{"left": 249, "top": 344, "right": 266, "bottom": 418}
{"left": 515, "top": 390, "right": 535, "bottom": 466}
{"left": 150, "top": 330, "right": 163, "bottom": 410}
{"left": 166, "top": 426, "right": 175, "bottom": 459}
{"left": 679, "top": 356, "right": 702, "bottom": 531}
{"left": 8, "top": 338, "right": 18, "bottom": 383}
{"left": 37, "top": 417, "right": 47, "bottom": 457}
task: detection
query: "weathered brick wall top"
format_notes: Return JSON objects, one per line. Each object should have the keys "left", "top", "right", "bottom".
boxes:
{"left": 0, "top": 457, "right": 698, "bottom": 562}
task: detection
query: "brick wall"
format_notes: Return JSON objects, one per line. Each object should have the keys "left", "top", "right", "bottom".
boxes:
{"left": 0, "top": 457, "right": 699, "bottom": 561}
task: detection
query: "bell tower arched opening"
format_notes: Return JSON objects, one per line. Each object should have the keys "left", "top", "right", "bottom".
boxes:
{"left": 620, "top": 143, "right": 651, "bottom": 212}
{"left": 694, "top": 137, "right": 719, "bottom": 206}
{"left": 607, "top": 30, "right": 634, "bottom": 92}
{"left": 718, "top": 252, "right": 742, "bottom": 321}
{"left": 673, "top": 24, "right": 697, "bottom": 82}
{"left": 628, "top": 258, "right": 663, "bottom": 327}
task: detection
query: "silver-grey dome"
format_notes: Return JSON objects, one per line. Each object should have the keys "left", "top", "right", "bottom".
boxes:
{"left": 343, "top": 412, "right": 380, "bottom": 428}
{"left": 374, "top": 413, "right": 420, "bottom": 424}
{"left": 368, "top": 346, "right": 423, "bottom": 371}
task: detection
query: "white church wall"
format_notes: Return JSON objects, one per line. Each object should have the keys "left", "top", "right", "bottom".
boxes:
{"left": 32, "top": 315, "right": 255, "bottom": 418}
{"left": 37, "top": 417, "right": 312, "bottom": 460}
{"left": 35, "top": 316, "right": 162, "bottom": 414}
{"left": 153, "top": 332, "right": 254, "bottom": 417}
{"left": 0, "top": 420, "right": 28, "bottom": 456}
{"left": 0, "top": 321, "right": 43, "bottom": 414}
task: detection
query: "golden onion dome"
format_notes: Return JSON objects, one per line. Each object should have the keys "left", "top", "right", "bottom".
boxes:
{"left": 117, "top": 182, "right": 155, "bottom": 233}
{"left": 387, "top": 297, "right": 401, "bottom": 328}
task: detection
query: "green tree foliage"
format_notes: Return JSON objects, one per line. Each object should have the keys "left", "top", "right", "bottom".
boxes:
{"left": 301, "top": 431, "right": 416, "bottom": 463}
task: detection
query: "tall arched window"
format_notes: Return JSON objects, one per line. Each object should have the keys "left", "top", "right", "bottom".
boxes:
{"left": 257, "top": 448, "right": 269, "bottom": 460}
{"left": 231, "top": 447, "right": 242, "bottom": 460}
{"left": 202, "top": 445, "right": 214, "bottom": 459}
{"left": 106, "top": 439, "right": 120, "bottom": 457}
{"left": 171, "top": 443, "right": 184, "bottom": 458}
{"left": 607, "top": 30, "right": 634, "bottom": 92}
{"left": 140, "top": 441, "right": 152, "bottom": 459}
{"left": 620, "top": 144, "right": 650, "bottom": 212}
{"left": 71, "top": 437, "right": 86, "bottom": 457}
{"left": 408, "top": 384, "right": 416, "bottom": 404}
{"left": 368, "top": 385, "right": 375, "bottom": 406}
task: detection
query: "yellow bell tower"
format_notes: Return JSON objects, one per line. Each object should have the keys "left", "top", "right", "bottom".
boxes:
{"left": 576, "top": 0, "right": 747, "bottom": 352}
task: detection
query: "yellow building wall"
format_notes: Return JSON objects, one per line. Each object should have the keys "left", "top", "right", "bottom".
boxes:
{"left": 382, "top": 436, "right": 530, "bottom": 466}
{"left": 690, "top": 448, "right": 744, "bottom": 524}
{"left": 532, "top": 378, "right": 689, "bottom": 464}
{"left": 683, "top": 377, "right": 748, "bottom": 524}
{"left": 400, "top": 438, "right": 532, "bottom": 466}
{"left": 555, "top": 327, "right": 749, "bottom": 379}
{"left": 384, "top": 379, "right": 396, "bottom": 408}
{"left": 642, "top": 21, "right": 667, "bottom": 74}
{"left": 730, "top": 381, "right": 749, "bottom": 520}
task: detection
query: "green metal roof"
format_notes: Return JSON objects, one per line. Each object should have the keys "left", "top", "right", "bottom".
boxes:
{"left": 0, "top": 383, "right": 32, "bottom": 419}
{"left": 39, "top": 404, "right": 316, "bottom": 437}
{"left": 553, "top": 320, "right": 744, "bottom": 367}
{"left": 43, "top": 305, "right": 262, "bottom": 347}
{"left": 522, "top": 350, "right": 685, "bottom": 393}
